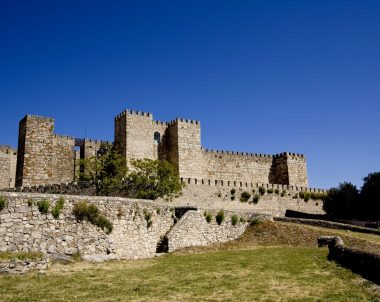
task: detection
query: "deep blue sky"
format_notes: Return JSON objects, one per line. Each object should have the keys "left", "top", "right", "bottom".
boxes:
{"left": 1, "top": 1, "right": 379, "bottom": 189}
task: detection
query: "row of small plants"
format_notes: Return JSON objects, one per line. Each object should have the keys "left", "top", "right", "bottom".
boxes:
{"left": 229, "top": 188, "right": 327, "bottom": 204}
{"left": 203, "top": 210, "right": 246, "bottom": 226}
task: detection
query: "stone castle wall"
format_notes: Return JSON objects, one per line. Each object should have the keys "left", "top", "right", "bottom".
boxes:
{"left": 114, "top": 109, "right": 309, "bottom": 187}
{"left": 15, "top": 115, "right": 76, "bottom": 187}
{"left": 0, "top": 146, "right": 17, "bottom": 189}
{"left": 0, "top": 192, "right": 260, "bottom": 260}
{"left": 167, "top": 178, "right": 325, "bottom": 216}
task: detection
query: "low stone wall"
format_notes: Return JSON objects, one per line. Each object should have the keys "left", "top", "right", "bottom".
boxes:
{"left": 0, "top": 192, "right": 175, "bottom": 260}
{"left": 167, "top": 210, "right": 265, "bottom": 252}
{"left": 167, "top": 184, "right": 325, "bottom": 216}
{"left": 0, "top": 257, "right": 50, "bottom": 274}
{"left": 0, "top": 192, "right": 262, "bottom": 261}
{"left": 318, "top": 236, "right": 380, "bottom": 285}
{"left": 275, "top": 217, "right": 380, "bottom": 235}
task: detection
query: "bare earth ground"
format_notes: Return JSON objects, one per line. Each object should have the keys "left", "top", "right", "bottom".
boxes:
{"left": 0, "top": 221, "right": 379, "bottom": 302}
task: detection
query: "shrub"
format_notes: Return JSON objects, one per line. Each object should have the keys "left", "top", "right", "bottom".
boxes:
{"left": 95, "top": 215, "right": 113, "bottom": 234}
{"left": 240, "top": 191, "right": 251, "bottom": 202}
{"left": 72, "top": 201, "right": 89, "bottom": 221}
{"left": 72, "top": 201, "right": 113, "bottom": 234}
{"left": 303, "top": 192, "right": 311, "bottom": 202}
{"left": 216, "top": 210, "right": 225, "bottom": 225}
{"left": 230, "top": 189, "right": 236, "bottom": 195}
{"left": 27, "top": 199, "right": 34, "bottom": 207}
{"left": 361, "top": 172, "right": 380, "bottom": 220}
{"left": 323, "top": 182, "right": 359, "bottom": 218}
{"left": 231, "top": 214, "right": 238, "bottom": 226}
{"left": 37, "top": 199, "right": 50, "bottom": 214}
{"left": 239, "top": 217, "right": 246, "bottom": 223}
{"left": 205, "top": 212, "right": 212, "bottom": 223}
{"left": 52, "top": 197, "right": 65, "bottom": 219}
{"left": 259, "top": 187, "right": 266, "bottom": 196}
{"left": 87, "top": 204, "right": 100, "bottom": 223}
{"left": 274, "top": 189, "right": 279, "bottom": 195}
{"left": 253, "top": 194, "right": 260, "bottom": 204}
{"left": 143, "top": 209, "right": 153, "bottom": 227}
{"left": 281, "top": 190, "right": 286, "bottom": 197}
{"left": 156, "top": 208, "right": 161, "bottom": 215}
{"left": 0, "top": 195, "right": 7, "bottom": 211}
{"left": 267, "top": 188, "right": 274, "bottom": 194}
{"left": 298, "top": 191, "right": 305, "bottom": 199}
{"left": 251, "top": 219, "right": 262, "bottom": 226}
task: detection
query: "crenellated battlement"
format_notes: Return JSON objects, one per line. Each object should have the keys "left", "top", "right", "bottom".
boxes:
{"left": 202, "top": 148, "right": 274, "bottom": 158}
{"left": 180, "top": 177, "right": 326, "bottom": 193}
{"left": 115, "top": 109, "right": 153, "bottom": 120}
{"left": 24, "top": 114, "right": 54, "bottom": 122}
{"left": 167, "top": 117, "right": 200, "bottom": 125}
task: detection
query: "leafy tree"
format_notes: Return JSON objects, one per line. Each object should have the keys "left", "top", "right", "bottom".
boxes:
{"left": 360, "top": 172, "right": 380, "bottom": 220}
{"left": 323, "top": 182, "right": 359, "bottom": 218}
{"left": 126, "top": 159, "right": 182, "bottom": 200}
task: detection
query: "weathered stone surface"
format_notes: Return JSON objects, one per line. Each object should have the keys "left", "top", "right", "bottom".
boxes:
{"left": 0, "top": 257, "right": 50, "bottom": 275}
{"left": 0, "top": 145, "right": 17, "bottom": 189}
{"left": 0, "top": 192, "right": 262, "bottom": 261}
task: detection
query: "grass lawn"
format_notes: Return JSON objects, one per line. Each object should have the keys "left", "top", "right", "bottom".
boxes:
{"left": 0, "top": 246, "right": 379, "bottom": 302}
{"left": 1, "top": 221, "right": 379, "bottom": 301}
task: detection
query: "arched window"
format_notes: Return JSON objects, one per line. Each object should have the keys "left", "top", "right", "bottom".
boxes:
{"left": 154, "top": 132, "right": 161, "bottom": 144}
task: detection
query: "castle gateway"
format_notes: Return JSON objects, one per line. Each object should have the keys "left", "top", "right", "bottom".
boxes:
{"left": 1, "top": 109, "right": 308, "bottom": 189}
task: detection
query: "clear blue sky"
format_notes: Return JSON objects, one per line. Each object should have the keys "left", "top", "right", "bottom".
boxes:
{"left": 0, "top": 1, "right": 379, "bottom": 189}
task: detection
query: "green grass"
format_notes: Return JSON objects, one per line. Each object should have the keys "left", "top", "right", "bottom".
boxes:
{"left": 0, "top": 247, "right": 378, "bottom": 301}
{"left": 0, "top": 252, "right": 43, "bottom": 261}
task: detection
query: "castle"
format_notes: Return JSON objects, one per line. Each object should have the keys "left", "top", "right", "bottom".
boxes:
{"left": 0, "top": 109, "right": 308, "bottom": 189}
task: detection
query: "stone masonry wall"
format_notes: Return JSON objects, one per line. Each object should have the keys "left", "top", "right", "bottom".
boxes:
{"left": 0, "top": 146, "right": 17, "bottom": 189}
{"left": 0, "top": 192, "right": 261, "bottom": 260}
{"left": 0, "top": 193, "right": 175, "bottom": 260}
{"left": 167, "top": 209, "right": 255, "bottom": 252}
{"left": 16, "top": 115, "right": 76, "bottom": 187}
{"left": 167, "top": 179, "right": 325, "bottom": 216}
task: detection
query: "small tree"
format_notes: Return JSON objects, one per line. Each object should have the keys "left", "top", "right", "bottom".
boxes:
{"left": 323, "top": 182, "right": 359, "bottom": 218}
{"left": 126, "top": 159, "right": 182, "bottom": 200}
{"left": 360, "top": 172, "right": 380, "bottom": 220}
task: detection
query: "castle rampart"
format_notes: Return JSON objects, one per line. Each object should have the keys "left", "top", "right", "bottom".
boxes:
{"left": 0, "top": 145, "right": 17, "bottom": 189}
{"left": 114, "top": 109, "right": 308, "bottom": 187}
{"left": 6, "top": 108, "right": 311, "bottom": 189}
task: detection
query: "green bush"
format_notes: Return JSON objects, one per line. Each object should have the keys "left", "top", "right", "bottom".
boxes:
{"left": 253, "top": 194, "right": 260, "bottom": 204}
{"left": 0, "top": 195, "right": 7, "bottom": 211}
{"left": 303, "top": 193, "right": 311, "bottom": 202}
{"left": 37, "top": 199, "right": 50, "bottom": 214}
{"left": 72, "top": 201, "right": 89, "bottom": 221}
{"left": 230, "top": 189, "right": 236, "bottom": 195}
{"left": 205, "top": 212, "right": 212, "bottom": 223}
{"left": 259, "top": 187, "right": 266, "bottom": 196}
{"left": 143, "top": 209, "right": 153, "bottom": 227}
{"left": 299, "top": 191, "right": 305, "bottom": 199}
{"left": 274, "top": 189, "right": 279, "bottom": 195}
{"left": 52, "top": 197, "right": 65, "bottom": 219}
{"left": 267, "top": 188, "right": 274, "bottom": 194}
{"left": 216, "top": 210, "right": 225, "bottom": 225}
{"left": 156, "top": 208, "right": 161, "bottom": 215}
{"left": 27, "top": 199, "right": 34, "bottom": 207}
{"left": 239, "top": 217, "right": 246, "bottom": 223}
{"left": 95, "top": 215, "right": 113, "bottom": 234}
{"left": 72, "top": 201, "right": 113, "bottom": 234}
{"left": 231, "top": 214, "right": 238, "bottom": 226}
{"left": 87, "top": 204, "right": 100, "bottom": 223}
{"left": 240, "top": 191, "right": 251, "bottom": 202}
